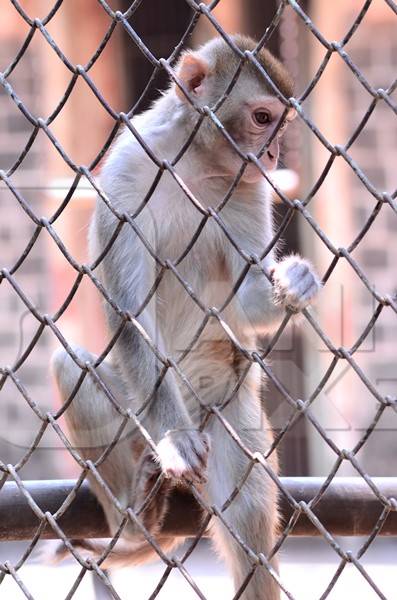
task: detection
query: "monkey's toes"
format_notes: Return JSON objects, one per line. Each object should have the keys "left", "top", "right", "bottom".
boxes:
{"left": 156, "top": 430, "right": 210, "bottom": 484}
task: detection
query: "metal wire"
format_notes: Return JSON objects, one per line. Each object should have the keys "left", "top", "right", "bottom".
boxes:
{"left": 0, "top": 1, "right": 396, "bottom": 598}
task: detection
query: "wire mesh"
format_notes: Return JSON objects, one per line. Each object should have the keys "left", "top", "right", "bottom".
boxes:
{"left": 0, "top": 0, "right": 397, "bottom": 599}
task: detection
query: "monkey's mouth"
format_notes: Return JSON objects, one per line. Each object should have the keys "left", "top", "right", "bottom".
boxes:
{"left": 247, "top": 154, "right": 277, "bottom": 176}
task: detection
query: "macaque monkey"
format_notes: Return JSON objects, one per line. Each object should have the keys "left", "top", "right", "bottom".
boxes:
{"left": 53, "top": 35, "right": 320, "bottom": 599}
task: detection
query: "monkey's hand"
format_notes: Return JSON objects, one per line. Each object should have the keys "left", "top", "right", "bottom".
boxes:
{"left": 156, "top": 429, "right": 210, "bottom": 484}
{"left": 271, "top": 255, "right": 321, "bottom": 312}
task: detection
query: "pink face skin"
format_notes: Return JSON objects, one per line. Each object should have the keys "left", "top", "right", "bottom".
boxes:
{"left": 186, "top": 93, "right": 296, "bottom": 186}
{"left": 232, "top": 97, "right": 296, "bottom": 184}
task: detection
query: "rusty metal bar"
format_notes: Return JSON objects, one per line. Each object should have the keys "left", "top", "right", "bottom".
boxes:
{"left": 0, "top": 477, "right": 396, "bottom": 541}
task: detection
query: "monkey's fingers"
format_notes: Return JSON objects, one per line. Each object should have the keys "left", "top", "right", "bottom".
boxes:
{"left": 272, "top": 255, "right": 321, "bottom": 311}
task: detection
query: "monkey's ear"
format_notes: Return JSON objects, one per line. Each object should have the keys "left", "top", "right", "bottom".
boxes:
{"left": 175, "top": 52, "right": 209, "bottom": 100}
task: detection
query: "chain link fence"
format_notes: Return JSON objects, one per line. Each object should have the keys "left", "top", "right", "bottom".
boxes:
{"left": 0, "top": 0, "right": 396, "bottom": 598}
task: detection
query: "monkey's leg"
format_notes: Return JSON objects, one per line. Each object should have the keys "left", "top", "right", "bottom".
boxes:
{"left": 52, "top": 347, "right": 186, "bottom": 566}
{"left": 52, "top": 347, "right": 171, "bottom": 541}
{"left": 206, "top": 406, "right": 281, "bottom": 600}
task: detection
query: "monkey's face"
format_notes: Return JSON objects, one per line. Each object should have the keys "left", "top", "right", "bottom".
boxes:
{"left": 218, "top": 97, "right": 296, "bottom": 184}
{"left": 174, "top": 44, "right": 295, "bottom": 185}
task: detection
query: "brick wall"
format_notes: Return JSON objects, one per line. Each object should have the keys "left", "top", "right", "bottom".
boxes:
{"left": 0, "top": 3, "right": 124, "bottom": 478}
{"left": 346, "top": 17, "right": 397, "bottom": 474}
{"left": 0, "top": 41, "right": 57, "bottom": 477}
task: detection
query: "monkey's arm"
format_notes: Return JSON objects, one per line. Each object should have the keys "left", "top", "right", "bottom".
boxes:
{"left": 93, "top": 216, "right": 209, "bottom": 484}
{"left": 105, "top": 310, "right": 209, "bottom": 483}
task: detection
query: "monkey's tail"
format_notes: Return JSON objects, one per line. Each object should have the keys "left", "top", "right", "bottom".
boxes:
{"left": 53, "top": 536, "right": 183, "bottom": 569}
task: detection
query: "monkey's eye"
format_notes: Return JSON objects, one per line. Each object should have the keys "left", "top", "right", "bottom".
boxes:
{"left": 253, "top": 110, "right": 271, "bottom": 126}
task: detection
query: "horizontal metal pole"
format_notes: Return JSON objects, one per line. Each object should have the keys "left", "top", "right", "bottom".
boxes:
{"left": 0, "top": 477, "right": 396, "bottom": 541}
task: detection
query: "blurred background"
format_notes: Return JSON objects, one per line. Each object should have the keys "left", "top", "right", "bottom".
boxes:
{"left": 0, "top": 1, "right": 396, "bottom": 598}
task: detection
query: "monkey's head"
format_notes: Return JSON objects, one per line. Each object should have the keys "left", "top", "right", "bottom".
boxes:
{"left": 174, "top": 35, "right": 295, "bottom": 183}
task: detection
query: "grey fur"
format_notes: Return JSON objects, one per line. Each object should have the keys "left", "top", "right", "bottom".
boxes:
{"left": 52, "top": 35, "right": 321, "bottom": 598}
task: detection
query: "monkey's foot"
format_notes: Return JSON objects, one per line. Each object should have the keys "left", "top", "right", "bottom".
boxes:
{"left": 271, "top": 255, "right": 321, "bottom": 311}
{"left": 132, "top": 448, "right": 173, "bottom": 534}
{"left": 156, "top": 430, "right": 210, "bottom": 484}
